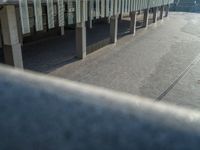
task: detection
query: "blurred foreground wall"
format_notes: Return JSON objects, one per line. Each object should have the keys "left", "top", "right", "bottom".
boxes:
{"left": 0, "top": 65, "right": 200, "bottom": 150}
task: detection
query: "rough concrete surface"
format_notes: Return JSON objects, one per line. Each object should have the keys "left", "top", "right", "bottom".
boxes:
{"left": 49, "top": 12, "right": 200, "bottom": 110}
{"left": 164, "top": 59, "right": 200, "bottom": 110}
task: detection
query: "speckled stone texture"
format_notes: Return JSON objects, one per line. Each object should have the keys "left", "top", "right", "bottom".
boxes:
{"left": 0, "top": 65, "right": 200, "bottom": 150}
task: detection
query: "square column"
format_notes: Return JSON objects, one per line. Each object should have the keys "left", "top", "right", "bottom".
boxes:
{"left": 110, "top": 15, "right": 118, "bottom": 44}
{"left": 60, "top": 26, "right": 65, "bottom": 36}
{"left": 89, "top": 20, "right": 93, "bottom": 29}
{"left": 165, "top": 5, "right": 169, "bottom": 17}
{"left": 143, "top": 9, "right": 149, "bottom": 28}
{"left": 75, "top": 0, "right": 87, "bottom": 59}
{"left": 0, "top": 5, "right": 23, "bottom": 68}
{"left": 0, "top": 33, "right": 2, "bottom": 49}
{"left": 16, "top": 7, "right": 24, "bottom": 45}
{"left": 160, "top": 6, "right": 164, "bottom": 20}
{"left": 130, "top": 11, "right": 137, "bottom": 36}
{"left": 76, "top": 22, "right": 86, "bottom": 59}
{"left": 153, "top": 7, "right": 158, "bottom": 23}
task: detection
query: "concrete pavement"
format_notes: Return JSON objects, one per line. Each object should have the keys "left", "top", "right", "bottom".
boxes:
{"left": 48, "top": 12, "right": 200, "bottom": 110}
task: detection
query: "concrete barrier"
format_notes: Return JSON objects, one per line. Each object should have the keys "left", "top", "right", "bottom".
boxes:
{"left": 0, "top": 64, "right": 200, "bottom": 150}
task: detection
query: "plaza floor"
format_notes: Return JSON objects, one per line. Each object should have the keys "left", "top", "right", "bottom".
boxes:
{"left": 48, "top": 12, "right": 200, "bottom": 110}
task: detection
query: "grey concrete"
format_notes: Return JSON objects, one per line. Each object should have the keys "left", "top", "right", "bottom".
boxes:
{"left": 130, "top": 11, "right": 137, "bottom": 36}
{"left": 0, "top": 5, "right": 23, "bottom": 68}
{"left": 1, "top": 65, "right": 200, "bottom": 150}
{"left": 153, "top": 7, "right": 158, "bottom": 23}
{"left": 110, "top": 15, "right": 118, "bottom": 43}
{"left": 76, "top": 22, "right": 86, "bottom": 59}
{"left": 160, "top": 6, "right": 164, "bottom": 20}
{"left": 164, "top": 59, "right": 200, "bottom": 110}
{"left": 50, "top": 13, "right": 200, "bottom": 108}
{"left": 143, "top": 9, "right": 149, "bottom": 28}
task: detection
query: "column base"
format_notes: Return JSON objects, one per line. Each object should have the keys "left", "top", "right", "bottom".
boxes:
{"left": 3, "top": 43, "right": 23, "bottom": 68}
{"left": 165, "top": 5, "right": 169, "bottom": 17}
{"left": 76, "top": 23, "right": 86, "bottom": 59}
{"left": 160, "top": 6, "right": 164, "bottom": 20}
{"left": 143, "top": 9, "right": 149, "bottom": 28}
{"left": 153, "top": 7, "right": 158, "bottom": 23}
{"left": 110, "top": 15, "right": 118, "bottom": 44}
{"left": 130, "top": 12, "right": 136, "bottom": 36}
{"left": 60, "top": 26, "right": 65, "bottom": 36}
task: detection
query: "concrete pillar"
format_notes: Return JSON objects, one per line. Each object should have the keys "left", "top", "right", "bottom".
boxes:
{"left": 76, "top": 22, "right": 86, "bottom": 59}
{"left": 0, "top": 16, "right": 2, "bottom": 48}
{"left": 16, "top": 7, "right": 23, "bottom": 46}
{"left": 153, "top": 7, "right": 158, "bottom": 23}
{"left": 130, "top": 11, "right": 137, "bottom": 36}
{"left": 165, "top": 5, "right": 169, "bottom": 17}
{"left": 0, "top": 5, "right": 23, "bottom": 68}
{"left": 108, "top": 17, "right": 111, "bottom": 24}
{"left": 0, "top": 32, "right": 2, "bottom": 49}
{"left": 160, "top": 6, "right": 164, "bottom": 20}
{"left": 89, "top": 19, "right": 93, "bottom": 29}
{"left": 143, "top": 9, "right": 149, "bottom": 28}
{"left": 119, "top": 14, "right": 123, "bottom": 20}
{"left": 60, "top": 26, "right": 65, "bottom": 36}
{"left": 110, "top": 15, "right": 118, "bottom": 44}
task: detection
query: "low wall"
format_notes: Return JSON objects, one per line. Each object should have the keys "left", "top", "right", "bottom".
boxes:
{"left": 0, "top": 64, "right": 200, "bottom": 149}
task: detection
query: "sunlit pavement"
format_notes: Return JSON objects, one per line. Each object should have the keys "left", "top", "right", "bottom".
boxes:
{"left": 48, "top": 12, "right": 200, "bottom": 110}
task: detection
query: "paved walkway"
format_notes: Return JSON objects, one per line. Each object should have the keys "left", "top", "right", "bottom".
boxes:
{"left": 49, "top": 12, "right": 200, "bottom": 110}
